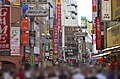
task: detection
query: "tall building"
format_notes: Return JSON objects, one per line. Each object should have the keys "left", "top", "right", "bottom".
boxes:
{"left": 62, "top": 0, "right": 78, "bottom": 26}
{"left": 62, "top": 0, "right": 78, "bottom": 63}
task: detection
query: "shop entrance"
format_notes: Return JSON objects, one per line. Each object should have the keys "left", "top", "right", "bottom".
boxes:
{"left": 0, "top": 61, "right": 16, "bottom": 71}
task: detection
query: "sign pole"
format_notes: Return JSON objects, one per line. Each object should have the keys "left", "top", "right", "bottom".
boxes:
{"left": 29, "top": 17, "right": 35, "bottom": 67}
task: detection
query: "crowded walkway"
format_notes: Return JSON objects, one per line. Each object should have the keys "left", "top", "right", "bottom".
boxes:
{"left": 0, "top": 62, "right": 120, "bottom": 79}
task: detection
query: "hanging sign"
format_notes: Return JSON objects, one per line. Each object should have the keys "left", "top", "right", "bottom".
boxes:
{"left": 0, "top": 5, "right": 11, "bottom": 51}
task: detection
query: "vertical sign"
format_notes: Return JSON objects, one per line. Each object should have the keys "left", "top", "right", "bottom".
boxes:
{"left": 0, "top": 5, "right": 11, "bottom": 51}
{"left": 56, "top": 0, "right": 62, "bottom": 30}
{"left": 96, "top": 17, "right": 101, "bottom": 50}
{"left": 92, "top": 34, "right": 98, "bottom": 54}
{"left": 11, "top": 27, "right": 20, "bottom": 56}
{"left": 53, "top": 0, "right": 61, "bottom": 54}
{"left": 22, "top": 33, "right": 29, "bottom": 45}
{"left": 53, "top": 26, "right": 59, "bottom": 54}
{"left": 92, "top": 0, "right": 98, "bottom": 23}
{"left": 22, "top": 18, "right": 29, "bottom": 31}
{"left": 101, "top": 0, "right": 111, "bottom": 21}
{"left": 92, "top": 0, "right": 98, "bottom": 54}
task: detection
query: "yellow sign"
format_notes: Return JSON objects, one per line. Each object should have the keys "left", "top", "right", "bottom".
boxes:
{"left": 57, "top": 0, "right": 61, "bottom": 4}
{"left": 107, "top": 23, "right": 120, "bottom": 47}
{"left": 112, "top": 0, "right": 120, "bottom": 20}
{"left": 13, "top": 0, "right": 20, "bottom": 5}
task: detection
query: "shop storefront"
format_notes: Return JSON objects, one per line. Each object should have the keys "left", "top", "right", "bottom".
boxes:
{"left": 103, "top": 23, "right": 120, "bottom": 62}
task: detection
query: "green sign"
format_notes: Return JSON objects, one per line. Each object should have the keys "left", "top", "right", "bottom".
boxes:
{"left": 30, "top": 55, "right": 34, "bottom": 66}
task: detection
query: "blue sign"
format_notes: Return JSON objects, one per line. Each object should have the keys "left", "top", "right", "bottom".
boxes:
{"left": 22, "top": 4, "right": 29, "bottom": 14}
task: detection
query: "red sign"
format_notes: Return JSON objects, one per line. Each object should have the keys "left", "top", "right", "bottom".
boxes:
{"left": 0, "top": 5, "right": 11, "bottom": 51}
{"left": 56, "top": 4, "right": 62, "bottom": 30}
{"left": 53, "top": 26, "right": 59, "bottom": 54}
{"left": 22, "top": 33, "right": 29, "bottom": 45}
{"left": 95, "top": 17, "right": 101, "bottom": 50}
{"left": 92, "top": 5, "right": 97, "bottom": 12}
{"left": 22, "top": 18, "right": 29, "bottom": 31}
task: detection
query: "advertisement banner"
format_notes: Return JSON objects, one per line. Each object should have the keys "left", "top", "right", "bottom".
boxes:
{"left": 107, "top": 23, "right": 120, "bottom": 47}
{"left": 22, "top": 18, "right": 29, "bottom": 31}
{"left": 101, "top": 0, "right": 111, "bottom": 21}
{"left": 92, "top": 0, "right": 98, "bottom": 23}
{"left": 96, "top": 17, "right": 102, "bottom": 50}
{"left": 56, "top": 0, "right": 62, "bottom": 30}
{"left": 0, "top": 5, "right": 11, "bottom": 51}
{"left": 112, "top": 0, "right": 120, "bottom": 20}
{"left": 22, "top": 32, "right": 29, "bottom": 45}
{"left": 34, "top": 47, "right": 40, "bottom": 54}
{"left": 53, "top": 26, "right": 59, "bottom": 54}
{"left": 92, "top": 34, "right": 98, "bottom": 54}
{"left": 11, "top": 27, "right": 20, "bottom": 56}
{"left": 57, "top": 0, "right": 61, "bottom": 4}
{"left": 92, "top": 0, "right": 98, "bottom": 54}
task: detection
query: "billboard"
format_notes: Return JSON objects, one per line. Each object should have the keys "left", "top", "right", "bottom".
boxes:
{"left": 112, "top": 0, "right": 120, "bottom": 20}
{"left": 11, "top": 27, "right": 20, "bottom": 56}
{"left": 53, "top": 26, "right": 59, "bottom": 54}
{"left": 92, "top": 0, "right": 98, "bottom": 23}
{"left": 0, "top": 5, "right": 11, "bottom": 51}
{"left": 92, "top": 34, "right": 98, "bottom": 54}
{"left": 101, "top": 0, "right": 111, "bottom": 21}
{"left": 92, "top": 0, "right": 98, "bottom": 54}
{"left": 22, "top": 32, "right": 29, "bottom": 45}
{"left": 107, "top": 23, "right": 120, "bottom": 47}
{"left": 56, "top": 0, "right": 62, "bottom": 30}
{"left": 22, "top": 18, "right": 29, "bottom": 31}
{"left": 95, "top": 17, "right": 102, "bottom": 50}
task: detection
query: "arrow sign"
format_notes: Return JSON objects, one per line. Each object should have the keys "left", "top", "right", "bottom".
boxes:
{"left": 74, "top": 32, "right": 87, "bottom": 37}
{"left": 26, "top": 9, "right": 48, "bottom": 17}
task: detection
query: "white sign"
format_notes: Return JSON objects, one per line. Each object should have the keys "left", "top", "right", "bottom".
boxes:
{"left": 92, "top": 34, "right": 98, "bottom": 54}
{"left": 26, "top": 9, "right": 48, "bottom": 17}
{"left": 101, "top": 0, "right": 111, "bottom": 21}
{"left": 34, "top": 47, "right": 40, "bottom": 54}
{"left": 74, "top": 32, "right": 87, "bottom": 37}
{"left": 11, "top": 27, "right": 20, "bottom": 56}
{"left": 92, "top": 0, "right": 98, "bottom": 23}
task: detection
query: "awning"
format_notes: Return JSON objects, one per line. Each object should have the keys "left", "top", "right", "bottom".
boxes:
{"left": 92, "top": 51, "right": 111, "bottom": 58}
{"left": 102, "top": 46, "right": 120, "bottom": 52}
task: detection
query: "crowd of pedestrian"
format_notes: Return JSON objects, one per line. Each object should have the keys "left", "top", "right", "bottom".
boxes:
{"left": 0, "top": 62, "right": 120, "bottom": 79}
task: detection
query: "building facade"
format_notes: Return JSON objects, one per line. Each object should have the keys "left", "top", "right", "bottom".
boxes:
{"left": 61, "top": 0, "right": 78, "bottom": 63}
